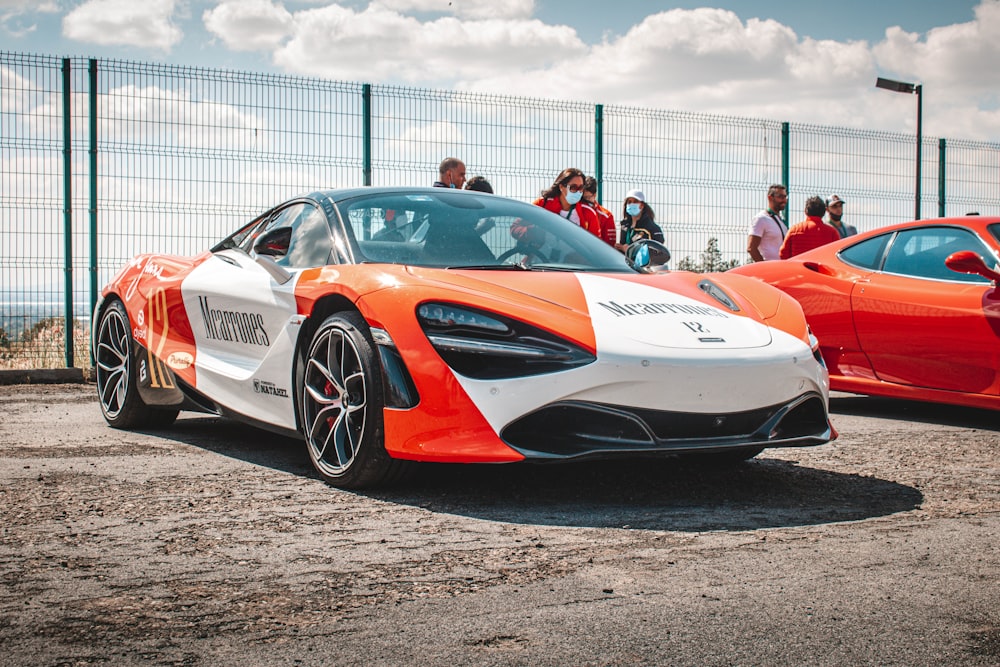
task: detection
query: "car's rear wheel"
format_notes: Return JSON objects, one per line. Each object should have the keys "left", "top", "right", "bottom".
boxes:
{"left": 95, "top": 299, "right": 179, "bottom": 429}
{"left": 300, "top": 312, "right": 406, "bottom": 488}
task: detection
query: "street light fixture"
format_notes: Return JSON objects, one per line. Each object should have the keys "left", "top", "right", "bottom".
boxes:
{"left": 876, "top": 77, "right": 923, "bottom": 220}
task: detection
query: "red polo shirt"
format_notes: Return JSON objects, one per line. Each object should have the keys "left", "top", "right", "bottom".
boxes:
{"left": 779, "top": 215, "right": 841, "bottom": 259}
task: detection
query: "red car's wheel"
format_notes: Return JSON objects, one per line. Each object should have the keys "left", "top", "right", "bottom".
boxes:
{"left": 301, "top": 312, "right": 406, "bottom": 488}
{"left": 95, "top": 299, "right": 178, "bottom": 429}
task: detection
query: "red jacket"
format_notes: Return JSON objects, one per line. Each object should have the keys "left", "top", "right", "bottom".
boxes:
{"left": 533, "top": 197, "right": 603, "bottom": 239}
{"left": 779, "top": 216, "right": 841, "bottom": 259}
{"left": 591, "top": 202, "right": 617, "bottom": 246}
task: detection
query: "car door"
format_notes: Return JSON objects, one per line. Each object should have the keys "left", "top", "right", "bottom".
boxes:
{"left": 851, "top": 225, "right": 1000, "bottom": 394}
{"left": 182, "top": 201, "right": 335, "bottom": 429}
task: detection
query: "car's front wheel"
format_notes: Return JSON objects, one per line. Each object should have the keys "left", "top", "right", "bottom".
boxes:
{"left": 300, "top": 312, "right": 406, "bottom": 488}
{"left": 95, "top": 298, "right": 178, "bottom": 429}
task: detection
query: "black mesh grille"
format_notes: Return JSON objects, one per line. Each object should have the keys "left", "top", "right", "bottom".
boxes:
{"left": 501, "top": 394, "right": 830, "bottom": 459}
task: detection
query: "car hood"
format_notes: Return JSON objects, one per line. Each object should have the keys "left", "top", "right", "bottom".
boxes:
{"left": 405, "top": 267, "right": 774, "bottom": 350}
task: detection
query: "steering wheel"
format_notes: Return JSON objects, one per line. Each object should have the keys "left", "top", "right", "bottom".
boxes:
{"left": 497, "top": 244, "right": 549, "bottom": 264}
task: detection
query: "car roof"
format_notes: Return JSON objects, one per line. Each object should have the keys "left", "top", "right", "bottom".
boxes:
{"left": 302, "top": 186, "right": 488, "bottom": 202}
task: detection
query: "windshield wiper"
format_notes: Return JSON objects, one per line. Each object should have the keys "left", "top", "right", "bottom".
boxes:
{"left": 445, "top": 263, "right": 531, "bottom": 270}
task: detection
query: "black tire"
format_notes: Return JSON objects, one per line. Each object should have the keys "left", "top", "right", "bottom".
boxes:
{"left": 300, "top": 311, "right": 407, "bottom": 488}
{"left": 95, "top": 299, "right": 179, "bottom": 429}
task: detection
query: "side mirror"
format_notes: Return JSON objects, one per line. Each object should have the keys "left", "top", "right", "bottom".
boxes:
{"left": 254, "top": 227, "right": 292, "bottom": 257}
{"left": 945, "top": 250, "right": 1000, "bottom": 284}
{"left": 626, "top": 239, "right": 671, "bottom": 270}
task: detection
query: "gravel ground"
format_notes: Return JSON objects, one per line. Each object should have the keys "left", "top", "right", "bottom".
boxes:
{"left": 1, "top": 384, "right": 997, "bottom": 666}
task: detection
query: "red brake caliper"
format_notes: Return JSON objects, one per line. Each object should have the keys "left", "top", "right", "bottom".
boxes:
{"left": 324, "top": 380, "right": 337, "bottom": 429}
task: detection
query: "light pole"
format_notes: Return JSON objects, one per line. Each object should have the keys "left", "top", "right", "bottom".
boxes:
{"left": 876, "top": 77, "right": 923, "bottom": 220}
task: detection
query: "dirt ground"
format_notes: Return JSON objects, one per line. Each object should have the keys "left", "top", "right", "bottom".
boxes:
{"left": 0, "top": 383, "right": 997, "bottom": 666}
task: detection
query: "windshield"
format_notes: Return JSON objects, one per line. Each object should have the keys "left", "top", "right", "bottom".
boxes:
{"left": 337, "top": 190, "right": 634, "bottom": 272}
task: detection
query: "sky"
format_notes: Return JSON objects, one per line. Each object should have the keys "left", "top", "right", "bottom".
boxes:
{"left": 1, "top": 0, "right": 999, "bottom": 141}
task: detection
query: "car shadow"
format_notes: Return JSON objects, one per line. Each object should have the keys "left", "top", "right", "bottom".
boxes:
{"left": 830, "top": 393, "right": 1000, "bottom": 431}
{"left": 153, "top": 414, "right": 922, "bottom": 533}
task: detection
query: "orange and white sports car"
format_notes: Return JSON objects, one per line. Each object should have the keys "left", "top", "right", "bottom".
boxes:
{"left": 94, "top": 187, "right": 833, "bottom": 488}
{"left": 731, "top": 216, "right": 1000, "bottom": 411}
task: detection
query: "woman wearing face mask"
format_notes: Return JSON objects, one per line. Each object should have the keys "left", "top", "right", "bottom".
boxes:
{"left": 617, "top": 188, "right": 664, "bottom": 251}
{"left": 532, "top": 168, "right": 602, "bottom": 238}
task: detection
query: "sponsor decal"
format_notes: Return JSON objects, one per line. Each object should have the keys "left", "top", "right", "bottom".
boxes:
{"left": 142, "top": 262, "right": 165, "bottom": 279}
{"left": 132, "top": 309, "right": 147, "bottom": 342}
{"left": 597, "top": 300, "right": 729, "bottom": 319}
{"left": 147, "top": 288, "right": 175, "bottom": 389}
{"left": 166, "top": 351, "right": 194, "bottom": 370}
{"left": 198, "top": 296, "right": 270, "bottom": 346}
{"left": 253, "top": 379, "right": 289, "bottom": 398}
{"left": 681, "top": 322, "right": 726, "bottom": 342}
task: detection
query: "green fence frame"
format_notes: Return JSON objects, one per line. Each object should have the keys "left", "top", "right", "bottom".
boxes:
{"left": 1, "top": 52, "right": 999, "bottom": 369}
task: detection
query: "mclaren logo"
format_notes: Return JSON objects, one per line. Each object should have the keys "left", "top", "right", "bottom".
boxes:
{"left": 253, "top": 379, "right": 289, "bottom": 398}
{"left": 198, "top": 296, "right": 270, "bottom": 346}
{"left": 597, "top": 300, "right": 729, "bottom": 318}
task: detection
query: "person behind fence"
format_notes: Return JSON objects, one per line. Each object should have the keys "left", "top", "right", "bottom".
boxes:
{"left": 519, "top": 168, "right": 602, "bottom": 241}
{"left": 747, "top": 184, "right": 789, "bottom": 262}
{"left": 465, "top": 176, "right": 496, "bottom": 234}
{"left": 582, "top": 176, "right": 617, "bottom": 246}
{"left": 433, "top": 157, "right": 466, "bottom": 189}
{"left": 616, "top": 189, "right": 664, "bottom": 251}
{"left": 825, "top": 195, "right": 856, "bottom": 238}
{"left": 464, "top": 175, "right": 493, "bottom": 193}
{"left": 779, "top": 195, "right": 842, "bottom": 259}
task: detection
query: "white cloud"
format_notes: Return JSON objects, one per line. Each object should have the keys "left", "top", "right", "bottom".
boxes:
{"left": 269, "top": 3, "right": 583, "bottom": 85}
{"left": 203, "top": 0, "right": 295, "bottom": 51}
{"left": 0, "top": 0, "right": 57, "bottom": 36}
{"left": 0, "top": 0, "right": 58, "bottom": 9}
{"left": 460, "top": 9, "right": 877, "bottom": 128}
{"left": 372, "top": 0, "right": 534, "bottom": 20}
{"left": 188, "top": 1, "right": 1000, "bottom": 141}
{"left": 62, "top": 0, "right": 182, "bottom": 51}
{"left": 873, "top": 0, "right": 1000, "bottom": 95}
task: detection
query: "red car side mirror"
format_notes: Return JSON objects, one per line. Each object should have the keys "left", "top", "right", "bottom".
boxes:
{"left": 945, "top": 251, "right": 1000, "bottom": 284}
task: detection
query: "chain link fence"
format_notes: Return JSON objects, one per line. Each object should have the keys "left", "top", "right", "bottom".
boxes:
{"left": 2, "top": 51, "right": 999, "bottom": 369}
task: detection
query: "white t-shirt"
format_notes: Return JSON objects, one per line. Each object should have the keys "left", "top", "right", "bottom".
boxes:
{"left": 558, "top": 207, "right": 581, "bottom": 226}
{"left": 750, "top": 210, "right": 788, "bottom": 261}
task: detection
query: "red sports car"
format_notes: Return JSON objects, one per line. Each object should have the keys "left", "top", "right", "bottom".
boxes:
{"left": 731, "top": 216, "right": 1000, "bottom": 411}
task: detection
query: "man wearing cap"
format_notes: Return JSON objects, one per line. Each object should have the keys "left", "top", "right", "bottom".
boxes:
{"left": 617, "top": 189, "right": 664, "bottom": 250}
{"left": 747, "top": 184, "right": 789, "bottom": 262}
{"left": 825, "top": 195, "right": 857, "bottom": 238}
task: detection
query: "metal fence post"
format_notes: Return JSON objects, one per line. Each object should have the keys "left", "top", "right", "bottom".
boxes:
{"left": 938, "top": 138, "right": 946, "bottom": 218}
{"left": 916, "top": 85, "right": 923, "bottom": 220}
{"left": 362, "top": 83, "right": 372, "bottom": 186}
{"left": 89, "top": 59, "right": 98, "bottom": 322}
{"left": 594, "top": 104, "right": 604, "bottom": 202}
{"left": 62, "top": 58, "right": 74, "bottom": 368}
{"left": 781, "top": 122, "right": 790, "bottom": 194}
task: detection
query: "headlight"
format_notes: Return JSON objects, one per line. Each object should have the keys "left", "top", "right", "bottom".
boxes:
{"left": 417, "top": 302, "right": 595, "bottom": 379}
